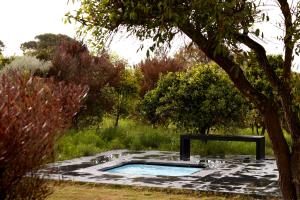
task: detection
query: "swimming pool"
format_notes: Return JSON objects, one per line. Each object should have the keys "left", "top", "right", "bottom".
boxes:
{"left": 105, "top": 163, "right": 202, "bottom": 176}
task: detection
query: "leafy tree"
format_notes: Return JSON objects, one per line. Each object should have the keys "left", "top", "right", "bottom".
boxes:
{"left": 174, "top": 43, "right": 210, "bottom": 68}
{"left": 20, "top": 33, "right": 74, "bottom": 60}
{"left": 49, "top": 39, "right": 124, "bottom": 128}
{"left": 0, "top": 40, "right": 8, "bottom": 69}
{"left": 69, "top": 1, "right": 300, "bottom": 198}
{"left": 140, "top": 64, "right": 246, "bottom": 133}
{"left": 112, "top": 69, "right": 140, "bottom": 127}
{"left": 0, "top": 40, "right": 4, "bottom": 54}
{"left": 243, "top": 54, "right": 284, "bottom": 135}
{"left": 138, "top": 57, "right": 185, "bottom": 96}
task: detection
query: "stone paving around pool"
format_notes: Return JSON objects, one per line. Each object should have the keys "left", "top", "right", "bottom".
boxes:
{"left": 40, "top": 150, "right": 280, "bottom": 198}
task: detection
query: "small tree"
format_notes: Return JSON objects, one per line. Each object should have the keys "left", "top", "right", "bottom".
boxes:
{"left": 50, "top": 39, "right": 124, "bottom": 128}
{"left": 112, "top": 69, "right": 140, "bottom": 127}
{"left": 140, "top": 64, "right": 247, "bottom": 133}
{"left": 0, "top": 71, "right": 87, "bottom": 200}
{"left": 138, "top": 57, "right": 185, "bottom": 96}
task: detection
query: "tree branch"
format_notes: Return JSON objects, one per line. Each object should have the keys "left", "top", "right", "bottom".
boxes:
{"left": 235, "top": 34, "right": 300, "bottom": 139}
{"left": 277, "top": 0, "right": 294, "bottom": 80}
{"left": 235, "top": 34, "right": 282, "bottom": 90}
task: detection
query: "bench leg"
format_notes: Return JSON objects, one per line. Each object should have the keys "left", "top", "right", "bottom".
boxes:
{"left": 180, "top": 136, "right": 190, "bottom": 161}
{"left": 256, "top": 139, "right": 265, "bottom": 160}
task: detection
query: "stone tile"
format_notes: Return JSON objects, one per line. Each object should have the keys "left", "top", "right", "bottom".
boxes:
{"left": 41, "top": 150, "right": 280, "bottom": 197}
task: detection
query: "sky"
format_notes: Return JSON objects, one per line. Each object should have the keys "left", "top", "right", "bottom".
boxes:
{"left": 0, "top": 0, "right": 299, "bottom": 68}
{"left": 0, "top": 0, "right": 154, "bottom": 65}
{"left": 0, "top": 1, "right": 76, "bottom": 54}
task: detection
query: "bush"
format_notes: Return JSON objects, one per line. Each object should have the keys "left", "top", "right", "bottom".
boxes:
{"left": 140, "top": 64, "right": 248, "bottom": 133}
{"left": 138, "top": 57, "right": 185, "bottom": 96}
{"left": 0, "top": 72, "right": 87, "bottom": 200}
{"left": 2, "top": 56, "right": 52, "bottom": 76}
{"left": 50, "top": 40, "right": 124, "bottom": 128}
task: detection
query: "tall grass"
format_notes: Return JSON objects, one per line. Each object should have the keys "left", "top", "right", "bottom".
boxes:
{"left": 55, "top": 117, "right": 291, "bottom": 160}
{"left": 55, "top": 118, "right": 180, "bottom": 160}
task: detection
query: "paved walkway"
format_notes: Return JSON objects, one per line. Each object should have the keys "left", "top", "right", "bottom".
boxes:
{"left": 40, "top": 150, "right": 280, "bottom": 197}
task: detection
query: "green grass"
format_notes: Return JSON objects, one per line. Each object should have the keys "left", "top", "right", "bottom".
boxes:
{"left": 55, "top": 117, "right": 291, "bottom": 161}
{"left": 55, "top": 118, "right": 180, "bottom": 160}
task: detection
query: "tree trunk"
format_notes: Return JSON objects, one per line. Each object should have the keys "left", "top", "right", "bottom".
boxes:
{"left": 262, "top": 104, "right": 297, "bottom": 199}
{"left": 261, "top": 125, "right": 265, "bottom": 136}
{"left": 179, "top": 25, "right": 299, "bottom": 199}
{"left": 114, "top": 110, "right": 120, "bottom": 127}
{"left": 291, "top": 141, "right": 300, "bottom": 199}
{"left": 114, "top": 94, "right": 122, "bottom": 127}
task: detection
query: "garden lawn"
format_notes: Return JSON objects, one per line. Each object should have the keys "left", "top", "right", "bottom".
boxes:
{"left": 46, "top": 183, "right": 279, "bottom": 200}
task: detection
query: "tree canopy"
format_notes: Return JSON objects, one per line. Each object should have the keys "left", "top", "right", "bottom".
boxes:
{"left": 20, "top": 33, "right": 74, "bottom": 60}
{"left": 138, "top": 56, "right": 185, "bottom": 96}
{"left": 68, "top": 0, "right": 300, "bottom": 199}
{"left": 140, "top": 64, "right": 246, "bottom": 132}
{"left": 0, "top": 40, "right": 4, "bottom": 54}
{"left": 49, "top": 39, "right": 124, "bottom": 128}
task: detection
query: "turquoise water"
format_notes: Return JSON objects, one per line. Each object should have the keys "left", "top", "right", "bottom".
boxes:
{"left": 105, "top": 164, "right": 201, "bottom": 176}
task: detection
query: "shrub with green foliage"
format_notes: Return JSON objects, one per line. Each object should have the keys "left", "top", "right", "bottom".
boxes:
{"left": 140, "top": 64, "right": 247, "bottom": 133}
{"left": 0, "top": 55, "right": 15, "bottom": 70}
{"left": 0, "top": 72, "right": 87, "bottom": 200}
{"left": 2, "top": 56, "right": 52, "bottom": 76}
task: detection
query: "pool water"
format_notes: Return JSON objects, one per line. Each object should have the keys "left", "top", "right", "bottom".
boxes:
{"left": 105, "top": 164, "right": 202, "bottom": 176}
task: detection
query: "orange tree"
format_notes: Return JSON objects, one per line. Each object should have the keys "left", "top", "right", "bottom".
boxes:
{"left": 68, "top": 0, "right": 300, "bottom": 199}
{"left": 139, "top": 64, "right": 246, "bottom": 132}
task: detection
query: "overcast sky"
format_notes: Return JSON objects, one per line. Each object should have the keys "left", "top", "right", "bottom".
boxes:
{"left": 0, "top": 0, "right": 76, "bottom": 54}
{"left": 0, "top": 0, "right": 154, "bottom": 65}
{"left": 0, "top": 0, "right": 299, "bottom": 68}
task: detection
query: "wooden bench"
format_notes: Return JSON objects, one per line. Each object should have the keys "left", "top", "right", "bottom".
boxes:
{"left": 180, "top": 134, "right": 265, "bottom": 160}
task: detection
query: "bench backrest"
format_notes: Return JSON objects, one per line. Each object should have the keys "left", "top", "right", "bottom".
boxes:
{"left": 181, "top": 134, "right": 265, "bottom": 142}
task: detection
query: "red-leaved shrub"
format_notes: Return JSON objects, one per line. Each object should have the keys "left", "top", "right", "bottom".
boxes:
{"left": 49, "top": 40, "right": 124, "bottom": 127}
{"left": 138, "top": 57, "right": 185, "bottom": 96}
{"left": 0, "top": 71, "right": 87, "bottom": 200}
